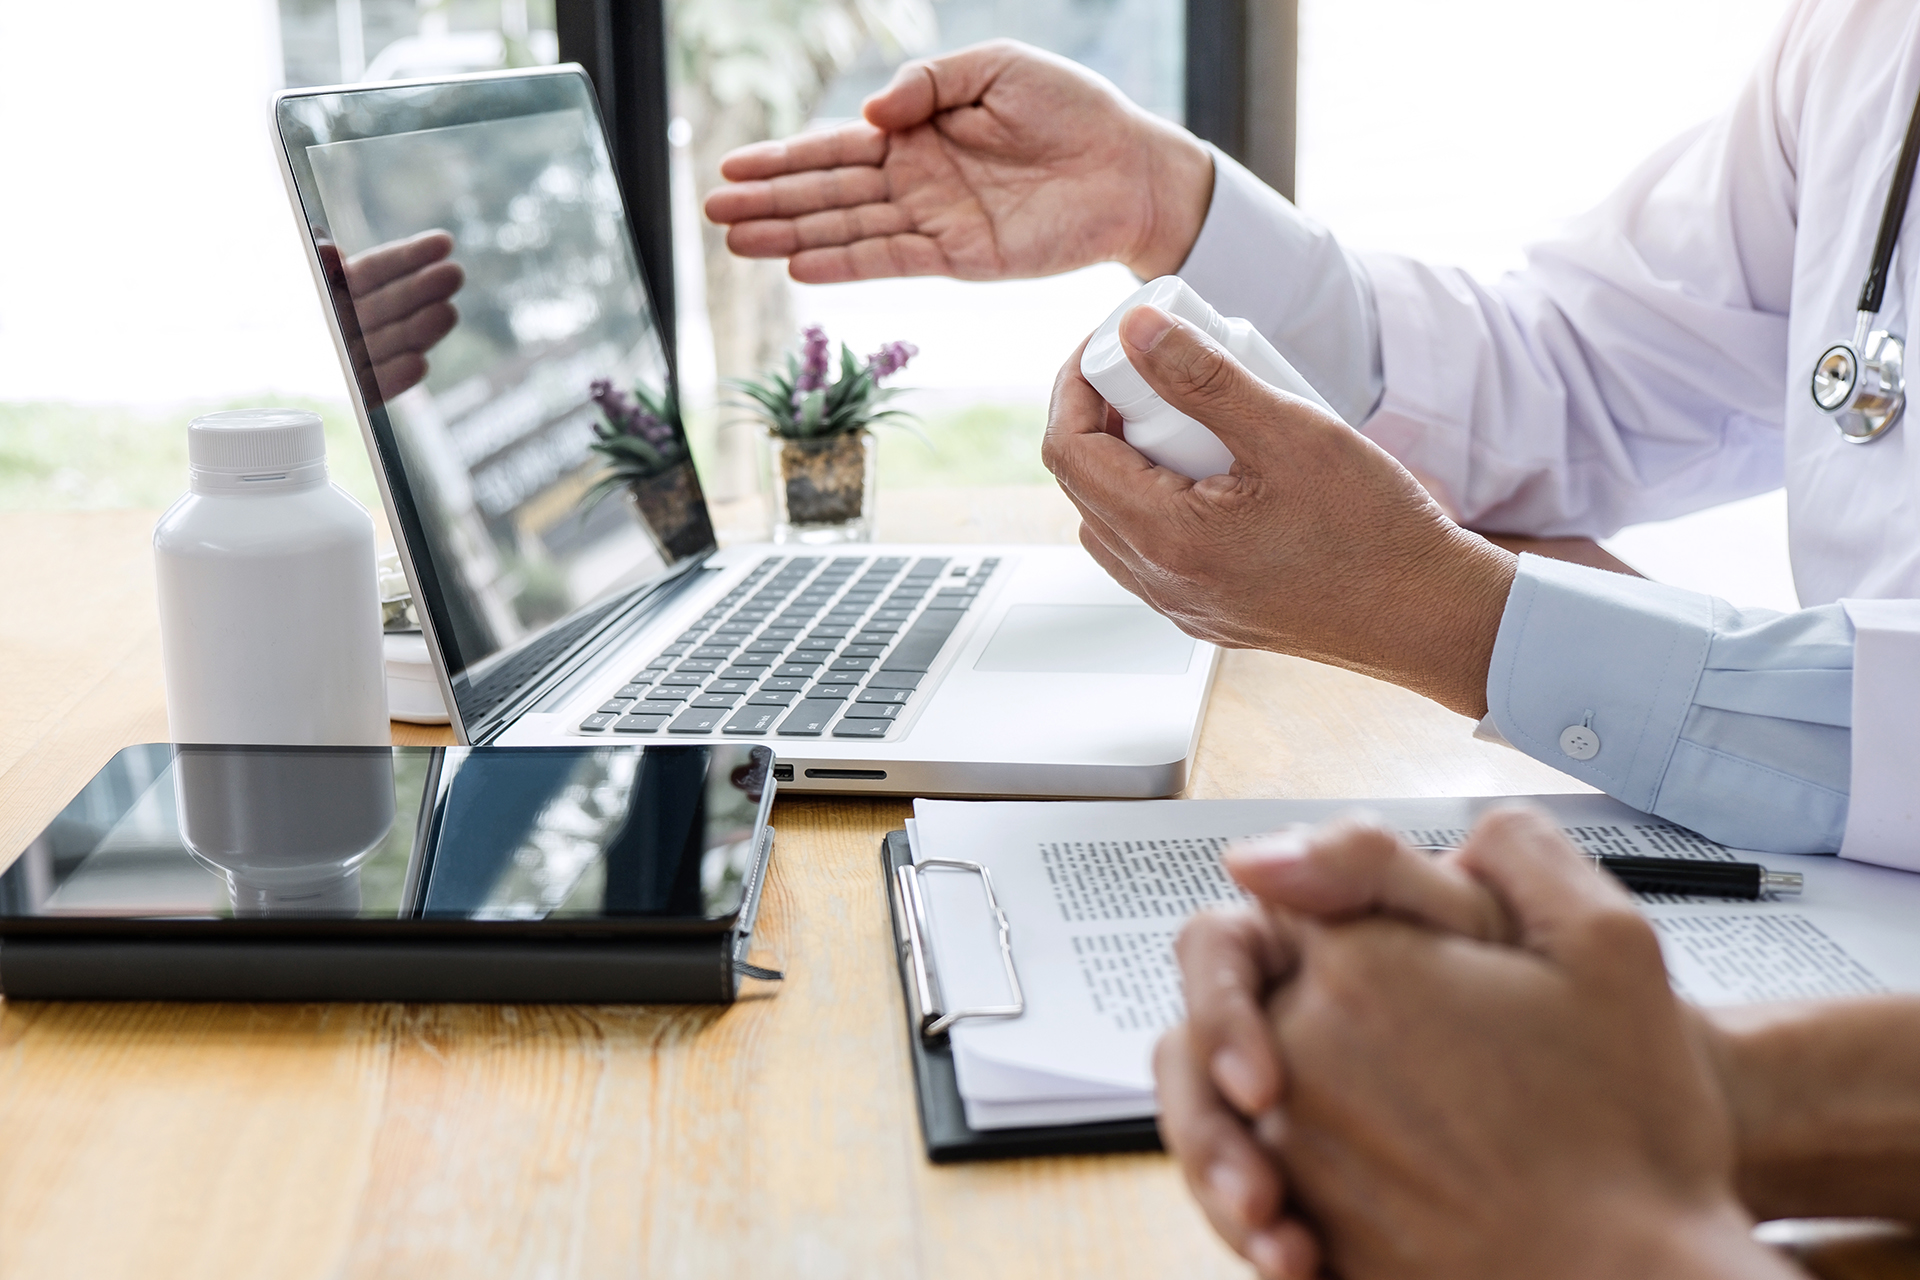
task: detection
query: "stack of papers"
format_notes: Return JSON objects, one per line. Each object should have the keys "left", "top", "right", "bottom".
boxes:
{"left": 905, "top": 794, "right": 1920, "bottom": 1131}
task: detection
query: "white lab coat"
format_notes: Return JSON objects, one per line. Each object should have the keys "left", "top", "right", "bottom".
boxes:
{"left": 1184, "top": 0, "right": 1920, "bottom": 862}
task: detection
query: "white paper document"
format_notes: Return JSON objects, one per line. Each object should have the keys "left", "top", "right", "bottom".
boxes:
{"left": 906, "top": 794, "right": 1920, "bottom": 1130}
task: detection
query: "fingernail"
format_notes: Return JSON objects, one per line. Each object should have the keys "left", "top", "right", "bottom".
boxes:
{"left": 1212, "top": 1047, "right": 1263, "bottom": 1109}
{"left": 1208, "top": 1160, "right": 1253, "bottom": 1220}
{"left": 1253, "top": 1107, "right": 1288, "bottom": 1150}
{"left": 1246, "top": 1230, "right": 1288, "bottom": 1278}
{"left": 1120, "top": 304, "right": 1176, "bottom": 352}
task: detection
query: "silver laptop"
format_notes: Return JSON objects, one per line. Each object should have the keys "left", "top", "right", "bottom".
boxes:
{"left": 272, "top": 66, "right": 1216, "bottom": 796}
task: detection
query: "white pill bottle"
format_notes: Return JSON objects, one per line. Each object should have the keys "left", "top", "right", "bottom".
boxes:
{"left": 153, "top": 409, "right": 388, "bottom": 745}
{"left": 1080, "top": 276, "right": 1341, "bottom": 479}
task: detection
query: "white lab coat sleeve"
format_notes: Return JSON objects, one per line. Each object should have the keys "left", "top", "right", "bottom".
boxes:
{"left": 1176, "top": 148, "right": 1384, "bottom": 426}
{"left": 1356, "top": 6, "right": 1812, "bottom": 538}
{"left": 1487, "top": 555, "right": 1853, "bottom": 853}
{"left": 1838, "top": 599, "right": 1920, "bottom": 871}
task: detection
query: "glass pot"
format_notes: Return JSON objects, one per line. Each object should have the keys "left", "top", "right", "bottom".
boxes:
{"left": 768, "top": 429, "right": 876, "bottom": 544}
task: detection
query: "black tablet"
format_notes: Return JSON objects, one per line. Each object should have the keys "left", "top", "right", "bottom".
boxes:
{"left": 0, "top": 743, "right": 776, "bottom": 1002}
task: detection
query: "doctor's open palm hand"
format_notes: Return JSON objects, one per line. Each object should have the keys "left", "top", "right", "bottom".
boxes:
{"left": 702, "top": 41, "right": 1214, "bottom": 283}
{"left": 1043, "top": 306, "right": 1518, "bottom": 719}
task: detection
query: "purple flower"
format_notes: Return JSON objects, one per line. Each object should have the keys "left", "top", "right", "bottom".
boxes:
{"left": 591, "top": 377, "right": 673, "bottom": 445}
{"left": 866, "top": 339, "right": 918, "bottom": 381}
{"left": 796, "top": 324, "right": 830, "bottom": 394}
{"left": 590, "top": 377, "right": 636, "bottom": 434}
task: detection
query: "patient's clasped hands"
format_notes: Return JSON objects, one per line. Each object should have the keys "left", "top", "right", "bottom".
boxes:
{"left": 1160, "top": 809, "right": 1803, "bottom": 1280}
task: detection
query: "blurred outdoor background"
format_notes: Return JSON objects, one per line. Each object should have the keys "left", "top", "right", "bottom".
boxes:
{"left": 0, "top": 0, "right": 1796, "bottom": 607}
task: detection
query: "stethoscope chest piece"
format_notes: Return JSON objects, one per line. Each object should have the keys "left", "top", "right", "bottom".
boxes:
{"left": 1814, "top": 79, "right": 1920, "bottom": 443}
{"left": 1813, "top": 326, "right": 1906, "bottom": 443}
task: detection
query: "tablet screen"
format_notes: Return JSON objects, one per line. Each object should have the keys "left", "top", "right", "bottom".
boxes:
{"left": 0, "top": 743, "right": 773, "bottom": 926}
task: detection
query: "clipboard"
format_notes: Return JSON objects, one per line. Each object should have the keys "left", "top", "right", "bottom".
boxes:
{"left": 880, "top": 830, "right": 1163, "bottom": 1163}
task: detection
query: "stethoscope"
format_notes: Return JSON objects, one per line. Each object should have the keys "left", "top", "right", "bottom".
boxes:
{"left": 1811, "top": 83, "right": 1920, "bottom": 443}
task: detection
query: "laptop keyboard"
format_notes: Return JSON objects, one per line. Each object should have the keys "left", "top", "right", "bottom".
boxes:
{"left": 575, "top": 553, "right": 998, "bottom": 740}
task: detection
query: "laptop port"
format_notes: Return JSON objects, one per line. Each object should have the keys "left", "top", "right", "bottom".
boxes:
{"left": 804, "top": 768, "right": 889, "bottom": 781}
{"left": 772, "top": 764, "right": 794, "bottom": 782}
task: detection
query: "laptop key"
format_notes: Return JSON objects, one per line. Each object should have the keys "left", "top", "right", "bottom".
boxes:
{"left": 728, "top": 654, "right": 775, "bottom": 668}
{"left": 615, "top": 683, "right": 649, "bottom": 698}
{"left": 692, "top": 692, "right": 741, "bottom": 708}
{"left": 840, "top": 644, "right": 886, "bottom": 659}
{"left": 721, "top": 665, "right": 768, "bottom": 681}
{"left": 641, "top": 685, "right": 694, "bottom": 701}
{"left": 657, "top": 671, "right": 705, "bottom": 685}
{"left": 777, "top": 699, "right": 842, "bottom": 735}
{"left": 746, "top": 638, "right": 790, "bottom": 653}
{"left": 830, "top": 656, "right": 875, "bottom": 673}
{"left": 774, "top": 662, "right": 821, "bottom": 678}
{"left": 808, "top": 683, "right": 858, "bottom": 700}
{"left": 832, "top": 717, "right": 892, "bottom": 738}
{"left": 598, "top": 698, "right": 636, "bottom": 715}
{"left": 843, "top": 701, "right": 904, "bottom": 720}
{"left": 668, "top": 707, "right": 727, "bottom": 733}
{"left": 613, "top": 713, "right": 669, "bottom": 733}
{"left": 760, "top": 675, "right": 810, "bottom": 693}
{"left": 692, "top": 645, "right": 736, "bottom": 660}
{"left": 788, "top": 649, "right": 836, "bottom": 665}
{"left": 867, "top": 671, "right": 924, "bottom": 690}
{"left": 707, "top": 678, "right": 754, "bottom": 695}
{"left": 675, "top": 658, "right": 723, "bottom": 673}
{"left": 723, "top": 705, "right": 783, "bottom": 735}
{"left": 857, "top": 687, "right": 912, "bottom": 704}
{"left": 578, "top": 713, "right": 617, "bottom": 731}
{"left": 882, "top": 608, "right": 966, "bottom": 672}
{"left": 747, "top": 688, "right": 798, "bottom": 706}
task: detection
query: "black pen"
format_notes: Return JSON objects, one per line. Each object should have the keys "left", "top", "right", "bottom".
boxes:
{"left": 1594, "top": 855, "right": 1802, "bottom": 900}
{"left": 1413, "top": 846, "right": 1803, "bottom": 900}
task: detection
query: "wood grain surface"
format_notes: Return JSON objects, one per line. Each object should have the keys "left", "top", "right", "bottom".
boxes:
{"left": 0, "top": 497, "right": 1906, "bottom": 1279}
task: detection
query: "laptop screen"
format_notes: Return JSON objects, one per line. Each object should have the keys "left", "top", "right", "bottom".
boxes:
{"left": 276, "top": 70, "right": 713, "bottom": 729}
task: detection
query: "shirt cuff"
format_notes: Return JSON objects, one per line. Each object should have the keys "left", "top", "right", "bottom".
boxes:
{"left": 1176, "top": 148, "right": 1383, "bottom": 425}
{"left": 1487, "top": 554, "right": 1711, "bottom": 810}
{"left": 1487, "top": 555, "right": 1852, "bottom": 852}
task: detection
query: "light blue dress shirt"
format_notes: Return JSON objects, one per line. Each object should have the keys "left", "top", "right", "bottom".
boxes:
{"left": 1488, "top": 555, "right": 1852, "bottom": 853}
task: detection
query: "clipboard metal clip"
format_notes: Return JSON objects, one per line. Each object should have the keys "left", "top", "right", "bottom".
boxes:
{"left": 894, "top": 857, "right": 1025, "bottom": 1038}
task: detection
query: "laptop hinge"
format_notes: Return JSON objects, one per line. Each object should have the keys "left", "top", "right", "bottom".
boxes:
{"left": 467, "top": 555, "right": 719, "bottom": 745}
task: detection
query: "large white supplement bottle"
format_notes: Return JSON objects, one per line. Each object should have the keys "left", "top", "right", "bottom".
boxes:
{"left": 1080, "top": 276, "right": 1341, "bottom": 479}
{"left": 153, "top": 409, "right": 388, "bottom": 745}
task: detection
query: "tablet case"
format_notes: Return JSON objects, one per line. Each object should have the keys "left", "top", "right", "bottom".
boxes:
{"left": 881, "top": 829, "right": 1162, "bottom": 1163}
{"left": 0, "top": 825, "right": 777, "bottom": 1004}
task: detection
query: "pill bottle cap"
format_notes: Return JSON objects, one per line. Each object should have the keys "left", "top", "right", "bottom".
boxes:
{"left": 1080, "top": 276, "right": 1227, "bottom": 414}
{"left": 188, "top": 409, "right": 328, "bottom": 493}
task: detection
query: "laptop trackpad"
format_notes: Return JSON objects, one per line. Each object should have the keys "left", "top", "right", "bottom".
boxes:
{"left": 973, "top": 604, "right": 1195, "bottom": 674}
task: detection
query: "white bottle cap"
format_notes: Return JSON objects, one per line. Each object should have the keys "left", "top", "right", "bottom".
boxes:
{"left": 1080, "top": 276, "right": 1228, "bottom": 410}
{"left": 188, "top": 409, "right": 328, "bottom": 493}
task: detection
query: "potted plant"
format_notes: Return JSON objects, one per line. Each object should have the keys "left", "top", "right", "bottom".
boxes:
{"left": 731, "top": 325, "right": 919, "bottom": 544}
{"left": 584, "top": 378, "right": 715, "bottom": 560}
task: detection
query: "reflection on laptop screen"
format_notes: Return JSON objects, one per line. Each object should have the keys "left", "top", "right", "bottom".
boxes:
{"left": 277, "top": 71, "right": 713, "bottom": 726}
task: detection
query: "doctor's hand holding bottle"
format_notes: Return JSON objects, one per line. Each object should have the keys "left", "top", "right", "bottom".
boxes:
{"left": 701, "top": 41, "right": 1215, "bottom": 284}
{"left": 1043, "top": 302, "right": 1518, "bottom": 718}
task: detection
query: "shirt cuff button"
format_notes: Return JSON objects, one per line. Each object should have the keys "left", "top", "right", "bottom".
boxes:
{"left": 1559, "top": 724, "right": 1601, "bottom": 760}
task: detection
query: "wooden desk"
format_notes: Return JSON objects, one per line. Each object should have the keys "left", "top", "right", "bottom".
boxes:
{"left": 0, "top": 494, "right": 1904, "bottom": 1278}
